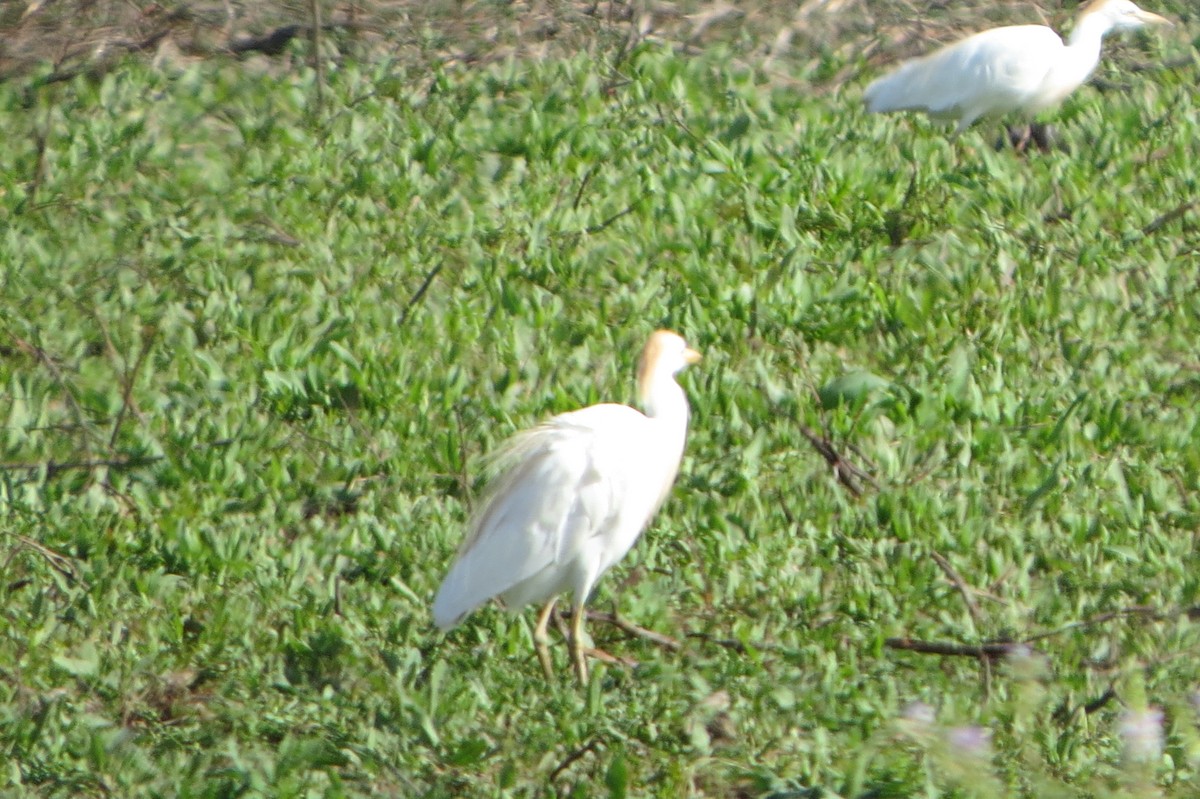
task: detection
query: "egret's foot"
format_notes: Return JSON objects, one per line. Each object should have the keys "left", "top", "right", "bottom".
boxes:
{"left": 570, "top": 637, "right": 589, "bottom": 684}
{"left": 998, "top": 123, "right": 1058, "bottom": 154}
{"left": 569, "top": 602, "right": 590, "bottom": 684}
{"left": 998, "top": 124, "right": 1032, "bottom": 153}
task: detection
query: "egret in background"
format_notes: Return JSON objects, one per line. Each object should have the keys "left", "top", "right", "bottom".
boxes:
{"left": 864, "top": 0, "right": 1171, "bottom": 147}
{"left": 433, "top": 330, "right": 701, "bottom": 683}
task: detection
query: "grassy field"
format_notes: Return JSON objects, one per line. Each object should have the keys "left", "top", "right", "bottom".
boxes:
{"left": 2, "top": 3, "right": 1200, "bottom": 795}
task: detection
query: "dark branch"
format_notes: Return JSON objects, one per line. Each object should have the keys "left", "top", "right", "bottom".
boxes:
{"left": 4, "top": 533, "right": 81, "bottom": 585}
{"left": 398, "top": 262, "right": 444, "bottom": 327}
{"left": 1083, "top": 686, "right": 1118, "bottom": 715}
{"left": 229, "top": 25, "right": 307, "bottom": 56}
{"left": 797, "top": 423, "right": 876, "bottom": 496}
{"left": 930, "top": 550, "right": 992, "bottom": 695}
{"left": 887, "top": 604, "right": 1200, "bottom": 665}
{"left": 584, "top": 198, "right": 644, "bottom": 235}
{"left": 1142, "top": 200, "right": 1195, "bottom": 236}
{"left": 549, "top": 739, "right": 601, "bottom": 782}
{"left": 0, "top": 439, "right": 233, "bottom": 479}
{"left": 685, "top": 632, "right": 748, "bottom": 653}
{"left": 0, "top": 455, "right": 163, "bottom": 479}
{"left": 885, "top": 638, "right": 1029, "bottom": 660}
{"left": 1023, "top": 605, "right": 1167, "bottom": 643}
{"left": 931, "top": 551, "right": 984, "bottom": 630}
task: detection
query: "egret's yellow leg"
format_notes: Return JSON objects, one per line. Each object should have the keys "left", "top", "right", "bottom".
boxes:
{"left": 570, "top": 602, "right": 589, "bottom": 684}
{"left": 533, "top": 598, "right": 558, "bottom": 678}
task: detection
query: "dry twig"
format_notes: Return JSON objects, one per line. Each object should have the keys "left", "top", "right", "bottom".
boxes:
{"left": 797, "top": 423, "right": 877, "bottom": 496}
{"left": 3, "top": 532, "right": 81, "bottom": 586}
{"left": 887, "top": 604, "right": 1200, "bottom": 665}
{"left": 1142, "top": 200, "right": 1195, "bottom": 236}
{"left": 585, "top": 609, "right": 682, "bottom": 650}
{"left": 397, "top": 262, "right": 444, "bottom": 327}
{"left": 931, "top": 550, "right": 992, "bottom": 695}
{"left": 885, "top": 638, "right": 1028, "bottom": 659}
{"left": 549, "top": 739, "right": 601, "bottom": 781}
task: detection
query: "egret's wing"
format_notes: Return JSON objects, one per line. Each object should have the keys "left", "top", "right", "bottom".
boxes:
{"left": 431, "top": 405, "right": 640, "bottom": 630}
{"left": 865, "top": 26, "right": 1062, "bottom": 124}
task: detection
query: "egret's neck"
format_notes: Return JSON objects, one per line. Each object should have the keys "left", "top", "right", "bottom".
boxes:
{"left": 640, "top": 375, "right": 691, "bottom": 431}
{"left": 1066, "top": 11, "right": 1115, "bottom": 64}
{"left": 1051, "top": 12, "right": 1114, "bottom": 94}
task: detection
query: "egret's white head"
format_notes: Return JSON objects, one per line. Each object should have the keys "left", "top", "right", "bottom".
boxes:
{"left": 1080, "top": 0, "right": 1171, "bottom": 32}
{"left": 637, "top": 330, "right": 701, "bottom": 403}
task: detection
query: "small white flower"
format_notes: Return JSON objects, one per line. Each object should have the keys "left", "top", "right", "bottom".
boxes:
{"left": 1005, "top": 644, "right": 1049, "bottom": 680}
{"left": 901, "top": 701, "right": 936, "bottom": 726}
{"left": 946, "top": 725, "right": 992, "bottom": 758}
{"left": 1119, "top": 707, "right": 1164, "bottom": 763}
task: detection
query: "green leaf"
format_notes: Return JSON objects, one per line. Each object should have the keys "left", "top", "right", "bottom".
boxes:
{"left": 818, "top": 370, "right": 891, "bottom": 409}
{"left": 605, "top": 753, "right": 628, "bottom": 799}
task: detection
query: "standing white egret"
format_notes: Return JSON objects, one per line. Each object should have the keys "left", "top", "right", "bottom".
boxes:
{"left": 433, "top": 330, "right": 701, "bottom": 683}
{"left": 864, "top": 0, "right": 1171, "bottom": 141}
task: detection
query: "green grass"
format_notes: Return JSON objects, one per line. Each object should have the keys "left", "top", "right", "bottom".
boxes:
{"left": 1, "top": 25, "right": 1200, "bottom": 797}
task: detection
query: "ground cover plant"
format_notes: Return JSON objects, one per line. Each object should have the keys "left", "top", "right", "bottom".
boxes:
{"left": 1, "top": 1, "right": 1199, "bottom": 795}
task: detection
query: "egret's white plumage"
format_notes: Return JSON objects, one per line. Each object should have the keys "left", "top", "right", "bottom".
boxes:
{"left": 864, "top": 0, "right": 1170, "bottom": 136}
{"left": 433, "top": 330, "right": 701, "bottom": 682}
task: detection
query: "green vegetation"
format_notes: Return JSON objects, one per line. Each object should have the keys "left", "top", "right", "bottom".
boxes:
{"left": 1, "top": 22, "right": 1199, "bottom": 797}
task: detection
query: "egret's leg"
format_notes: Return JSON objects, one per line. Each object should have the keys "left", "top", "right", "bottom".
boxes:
{"left": 1012, "top": 124, "right": 1032, "bottom": 154}
{"left": 533, "top": 598, "right": 558, "bottom": 679}
{"left": 948, "top": 124, "right": 968, "bottom": 165}
{"left": 1030, "top": 123, "right": 1055, "bottom": 154}
{"left": 569, "top": 602, "right": 589, "bottom": 684}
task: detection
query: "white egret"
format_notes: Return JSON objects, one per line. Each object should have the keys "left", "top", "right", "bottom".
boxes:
{"left": 433, "top": 330, "right": 701, "bottom": 683}
{"left": 864, "top": 0, "right": 1171, "bottom": 141}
